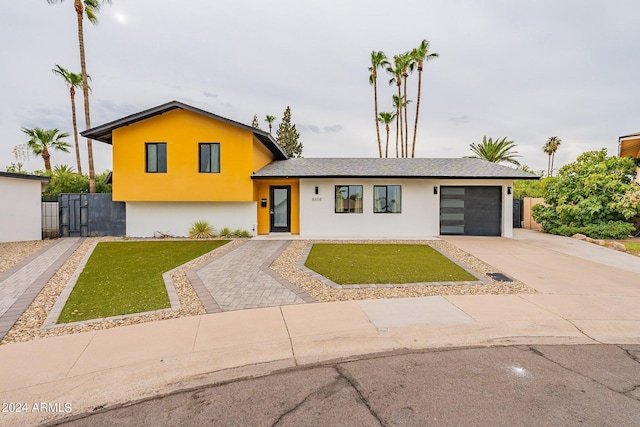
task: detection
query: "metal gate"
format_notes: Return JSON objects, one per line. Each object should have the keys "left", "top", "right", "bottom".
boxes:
{"left": 59, "top": 193, "right": 126, "bottom": 237}
{"left": 513, "top": 198, "right": 523, "bottom": 229}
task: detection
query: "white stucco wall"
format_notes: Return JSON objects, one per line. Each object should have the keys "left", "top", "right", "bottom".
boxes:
{"left": 125, "top": 201, "right": 257, "bottom": 237}
{"left": 299, "top": 178, "right": 514, "bottom": 238}
{"left": 0, "top": 176, "right": 44, "bottom": 242}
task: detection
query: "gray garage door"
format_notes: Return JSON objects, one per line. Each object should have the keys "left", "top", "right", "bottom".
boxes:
{"left": 440, "top": 186, "right": 502, "bottom": 236}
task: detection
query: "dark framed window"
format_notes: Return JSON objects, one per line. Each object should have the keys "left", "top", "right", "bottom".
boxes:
{"left": 199, "top": 143, "right": 220, "bottom": 173}
{"left": 335, "top": 185, "right": 363, "bottom": 213}
{"left": 374, "top": 185, "right": 402, "bottom": 213}
{"left": 146, "top": 143, "right": 167, "bottom": 173}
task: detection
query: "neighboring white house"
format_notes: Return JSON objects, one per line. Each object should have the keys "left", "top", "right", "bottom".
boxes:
{"left": 0, "top": 172, "right": 50, "bottom": 243}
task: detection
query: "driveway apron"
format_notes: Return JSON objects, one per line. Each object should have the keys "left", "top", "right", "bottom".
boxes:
{"left": 189, "top": 240, "right": 315, "bottom": 313}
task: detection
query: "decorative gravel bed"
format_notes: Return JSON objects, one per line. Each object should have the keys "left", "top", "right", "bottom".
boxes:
{"left": 0, "top": 238, "right": 242, "bottom": 345}
{"left": 1, "top": 238, "right": 535, "bottom": 345}
{"left": 271, "top": 240, "right": 536, "bottom": 302}
{"left": 0, "top": 240, "right": 54, "bottom": 274}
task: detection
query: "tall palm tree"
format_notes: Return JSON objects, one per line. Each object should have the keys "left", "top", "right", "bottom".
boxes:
{"left": 543, "top": 140, "right": 553, "bottom": 177}
{"left": 378, "top": 112, "right": 396, "bottom": 158}
{"left": 46, "top": 0, "right": 111, "bottom": 193}
{"left": 369, "top": 51, "right": 389, "bottom": 158}
{"left": 410, "top": 39, "right": 439, "bottom": 158}
{"left": 387, "top": 61, "right": 404, "bottom": 157}
{"left": 265, "top": 115, "right": 276, "bottom": 134}
{"left": 52, "top": 64, "right": 88, "bottom": 175}
{"left": 544, "top": 136, "right": 562, "bottom": 176}
{"left": 391, "top": 95, "right": 411, "bottom": 158}
{"left": 21, "top": 127, "right": 71, "bottom": 171}
{"left": 467, "top": 136, "right": 521, "bottom": 166}
{"left": 398, "top": 52, "right": 415, "bottom": 157}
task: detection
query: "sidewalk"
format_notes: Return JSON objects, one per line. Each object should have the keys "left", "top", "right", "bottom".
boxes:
{"left": 0, "top": 230, "right": 639, "bottom": 425}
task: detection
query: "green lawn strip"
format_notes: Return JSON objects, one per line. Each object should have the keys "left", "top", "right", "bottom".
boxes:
{"left": 305, "top": 243, "right": 477, "bottom": 285}
{"left": 623, "top": 242, "right": 640, "bottom": 252}
{"left": 57, "top": 240, "right": 228, "bottom": 323}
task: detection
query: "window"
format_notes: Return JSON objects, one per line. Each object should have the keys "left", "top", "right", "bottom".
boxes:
{"left": 146, "top": 143, "right": 167, "bottom": 173}
{"left": 199, "top": 143, "right": 220, "bottom": 173}
{"left": 335, "top": 185, "right": 363, "bottom": 213}
{"left": 374, "top": 185, "right": 402, "bottom": 213}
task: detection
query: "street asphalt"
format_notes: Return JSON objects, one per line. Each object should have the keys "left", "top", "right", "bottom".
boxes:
{"left": 48, "top": 344, "right": 640, "bottom": 426}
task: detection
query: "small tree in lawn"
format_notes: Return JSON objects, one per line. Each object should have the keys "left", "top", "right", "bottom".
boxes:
{"left": 276, "top": 106, "right": 303, "bottom": 158}
{"left": 532, "top": 149, "right": 640, "bottom": 239}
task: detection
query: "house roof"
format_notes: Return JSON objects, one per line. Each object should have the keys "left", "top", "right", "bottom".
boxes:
{"left": 252, "top": 158, "right": 540, "bottom": 180}
{"left": 80, "top": 100, "right": 288, "bottom": 160}
{"left": 619, "top": 131, "right": 640, "bottom": 140}
{"left": 0, "top": 172, "right": 51, "bottom": 182}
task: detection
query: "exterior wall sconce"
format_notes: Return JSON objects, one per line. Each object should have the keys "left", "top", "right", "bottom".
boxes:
{"left": 315, "top": 186, "right": 319, "bottom": 195}
{"left": 507, "top": 186, "right": 512, "bottom": 195}
{"left": 433, "top": 186, "right": 438, "bottom": 195}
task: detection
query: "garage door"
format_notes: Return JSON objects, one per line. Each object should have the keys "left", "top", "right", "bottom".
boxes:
{"left": 440, "top": 186, "right": 502, "bottom": 236}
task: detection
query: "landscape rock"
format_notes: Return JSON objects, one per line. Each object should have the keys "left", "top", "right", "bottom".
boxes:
{"left": 608, "top": 241, "right": 627, "bottom": 252}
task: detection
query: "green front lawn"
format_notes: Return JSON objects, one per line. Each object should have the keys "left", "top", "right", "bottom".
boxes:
{"left": 305, "top": 244, "right": 477, "bottom": 285}
{"left": 57, "top": 240, "right": 228, "bottom": 323}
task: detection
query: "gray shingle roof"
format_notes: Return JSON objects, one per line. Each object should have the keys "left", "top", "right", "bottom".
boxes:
{"left": 252, "top": 158, "right": 539, "bottom": 179}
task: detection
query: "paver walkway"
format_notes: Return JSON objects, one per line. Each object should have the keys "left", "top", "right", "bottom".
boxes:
{"left": 0, "top": 238, "right": 83, "bottom": 338}
{"left": 188, "top": 240, "right": 315, "bottom": 312}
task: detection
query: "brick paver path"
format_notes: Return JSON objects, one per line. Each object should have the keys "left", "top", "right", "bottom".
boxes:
{"left": 188, "top": 240, "right": 315, "bottom": 313}
{"left": 0, "top": 238, "right": 83, "bottom": 338}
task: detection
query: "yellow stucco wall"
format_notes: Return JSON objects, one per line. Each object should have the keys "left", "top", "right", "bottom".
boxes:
{"left": 254, "top": 179, "right": 300, "bottom": 235}
{"left": 111, "top": 109, "right": 274, "bottom": 202}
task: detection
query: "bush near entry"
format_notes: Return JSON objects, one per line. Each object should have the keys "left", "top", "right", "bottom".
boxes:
{"left": 532, "top": 149, "right": 640, "bottom": 239}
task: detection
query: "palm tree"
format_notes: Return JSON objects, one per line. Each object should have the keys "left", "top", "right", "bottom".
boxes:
{"left": 543, "top": 140, "right": 553, "bottom": 176}
{"left": 391, "top": 95, "right": 411, "bottom": 157}
{"left": 265, "top": 115, "right": 276, "bottom": 134}
{"left": 21, "top": 127, "right": 71, "bottom": 171}
{"left": 46, "top": 0, "right": 112, "bottom": 193}
{"left": 52, "top": 64, "right": 88, "bottom": 175}
{"left": 468, "top": 136, "right": 521, "bottom": 166}
{"left": 369, "top": 51, "right": 389, "bottom": 158}
{"left": 378, "top": 112, "right": 396, "bottom": 158}
{"left": 543, "top": 136, "right": 562, "bottom": 176}
{"left": 398, "top": 52, "right": 415, "bottom": 157}
{"left": 410, "top": 39, "right": 439, "bottom": 158}
{"left": 387, "top": 61, "right": 404, "bottom": 156}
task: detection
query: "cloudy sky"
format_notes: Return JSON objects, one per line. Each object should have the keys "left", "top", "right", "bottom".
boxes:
{"left": 2, "top": 0, "right": 639, "bottom": 175}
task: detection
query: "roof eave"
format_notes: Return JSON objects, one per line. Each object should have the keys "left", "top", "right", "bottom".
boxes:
{"left": 252, "top": 175, "right": 540, "bottom": 180}
{"left": 0, "top": 172, "right": 51, "bottom": 182}
{"left": 80, "top": 100, "right": 288, "bottom": 159}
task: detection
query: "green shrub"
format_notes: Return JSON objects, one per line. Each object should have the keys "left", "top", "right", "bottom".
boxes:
{"left": 544, "top": 222, "right": 635, "bottom": 240}
{"left": 532, "top": 149, "right": 640, "bottom": 239}
{"left": 218, "top": 227, "right": 232, "bottom": 238}
{"left": 236, "top": 229, "right": 253, "bottom": 238}
{"left": 188, "top": 220, "right": 215, "bottom": 239}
